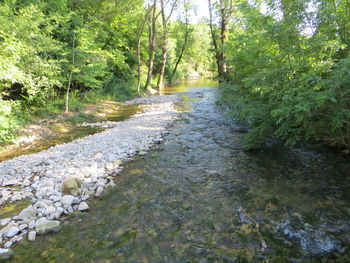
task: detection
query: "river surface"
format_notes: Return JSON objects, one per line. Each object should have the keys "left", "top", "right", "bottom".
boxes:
{"left": 10, "top": 79, "right": 350, "bottom": 262}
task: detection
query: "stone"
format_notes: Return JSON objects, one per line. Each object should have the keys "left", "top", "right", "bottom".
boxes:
{"left": 4, "top": 241, "right": 12, "bottom": 248}
{"left": 0, "top": 218, "right": 11, "bottom": 227}
{"left": 0, "top": 223, "right": 18, "bottom": 237}
{"left": 78, "top": 202, "right": 89, "bottom": 211}
{"left": 28, "top": 231, "right": 36, "bottom": 242}
{"left": 28, "top": 220, "right": 36, "bottom": 229}
{"left": 19, "top": 206, "right": 38, "bottom": 220}
{"left": 9, "top": 236, "right": 18, "bottom": 243}
{"left": 61, "top": 178, "right": 81, "bottom": 195}
{"left": 5, "top": 226, "right": 19, "bottom": 238}
{"left": 61, "top": 195, "right": 75, "bottom": 206}
{"left": 35, "top": 218, "right": 61, "bottom": 235}
{"left": 45, "top": 206, "right": 56, "bottom": 214}
{"left": 19, "top": 224, "right": 28, "bottom": 231}
{"left": 95, "top": 187, "right": 104, "bottom": 197}
{"left": 0, "top": 248, "right": 14, "bottom": 260}
{"left": 2, "top": 179, "right": 18, "bottom": 186}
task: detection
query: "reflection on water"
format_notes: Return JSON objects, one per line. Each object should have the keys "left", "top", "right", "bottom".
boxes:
{"left": 10, "top": 79, "right": 350, "bottom": 262}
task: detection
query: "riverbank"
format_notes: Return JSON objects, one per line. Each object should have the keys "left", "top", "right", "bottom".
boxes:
{"left": 0, "top": 95, "right": 181, "bottom": 259}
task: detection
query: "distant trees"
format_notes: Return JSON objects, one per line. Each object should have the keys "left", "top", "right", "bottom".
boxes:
{"left": 0, "top": 0, "right": 214, "bottom": 143}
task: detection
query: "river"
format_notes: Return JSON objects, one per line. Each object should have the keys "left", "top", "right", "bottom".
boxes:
{"left": 9, "top": 79, "right": 350, "bottom": 262}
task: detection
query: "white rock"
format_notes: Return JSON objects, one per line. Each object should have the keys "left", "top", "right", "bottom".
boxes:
{"left": 78, "top": 202, "right": 89, "bottom": 211}
{"left": 6, "top": 226, "right": 20, "bottom": 238}
{"left": 0, "top": 218, "right": 11, "bottom": 227}
{"left": 28, "top": 220, "right": 36, "bottom": 229}
{"left": 4, "top": 241, "right": 12, "bottom": 248}
{"left": 61, "top": 195, "right": 75, "bottom": 206}
{"left": 45, "top": 206, "right": 56, "bottom": 214}
{"left": 28, "top": 231, "right": 36, "bottom": 241}
{"left": 35, "top": 217, "right": 61, "bottom": 235}
{"left": 95, "top": 187, "right": 104, "bottom": 197}
{"left": 19, "top": 206, "right": 38, "bottom": 220}
{"left": 2, "top": 179, "right": 18, "bottom": 186}
{"left": 19, "top": 224, "right": 28, "bottom": 231}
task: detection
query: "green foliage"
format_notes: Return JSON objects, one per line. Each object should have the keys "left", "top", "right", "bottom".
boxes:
{"left": 221, "top": 0, "right": 350, "bottom": 150}
{"left": 0, "top": 0, "right": 144, "bottom": 143}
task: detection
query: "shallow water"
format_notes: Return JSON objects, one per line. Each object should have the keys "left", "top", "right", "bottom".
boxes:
{"left": 10, "top": 79, "right": 350, "bottom": 262}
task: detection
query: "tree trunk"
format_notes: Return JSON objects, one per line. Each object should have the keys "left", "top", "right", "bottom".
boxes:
{"left": 145, "top": 1, "right": 157, "bottom": 94}
{"left": 156, "top": 34, "right": 167, "bottom": 89}
{"left": 208, "top": 0, "right": 222, "bottom": 78}
{"left": 208, "top": 0, "right": 233, "bottom": 79}
{"left": 65, "top": 34, "right": 75, "bottom": 113}
{"left": 157, "top": 0, "right": 178, "bottom": 90}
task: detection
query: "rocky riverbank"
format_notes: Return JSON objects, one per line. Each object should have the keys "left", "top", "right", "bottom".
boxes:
{"left": 0, "top": 95, "right": 181, "bottom": 259}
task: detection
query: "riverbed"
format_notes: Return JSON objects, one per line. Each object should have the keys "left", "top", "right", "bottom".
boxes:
{"left": 8, "top": 79, "right": 350, "bottom": 262}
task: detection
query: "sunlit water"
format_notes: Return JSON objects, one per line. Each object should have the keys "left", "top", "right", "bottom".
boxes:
{"left": 9, "top": 79, "right": 350, "bottom": 262}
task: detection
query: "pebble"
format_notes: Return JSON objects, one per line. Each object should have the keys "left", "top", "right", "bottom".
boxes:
{"left": 0, "top": 95, "right": 181, "bottom": 249}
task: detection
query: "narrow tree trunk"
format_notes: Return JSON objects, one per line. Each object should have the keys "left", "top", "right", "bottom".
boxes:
{"left": 145, "top": 1, "right": 157, "bottom": 94}
{"left": 208, "top": 0, "right": 222, "bottom": 78}
{"left": 137, "top": 37, "right": 142, "bottom": 92}
{"left": 208, "top": 0, "right": 233, "bottom": 79}
{"left": 156, "top": 36, "right": 167, "bottom": 89}
{"left": 136, "top": 9, "right": 150, "bottom": 92}
{"left": 65, "top": 35, "right": 75, "bottom": 113}
{"left": 157, "top": 0, "right": 178, "bottom": 90}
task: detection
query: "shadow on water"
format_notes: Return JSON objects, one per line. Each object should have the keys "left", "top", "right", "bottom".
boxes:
{"left": 9, "top": 78, "right": 350, "bottom": 263}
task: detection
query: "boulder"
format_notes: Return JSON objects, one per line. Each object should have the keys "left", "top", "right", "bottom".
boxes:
{"left": 18, "top": 206, "right": 38, "bottom": 220}
{"left": 61, "top": 178, "right": 81, "bottom": 195}
{"left": 0, "top": 223, "right": 18, "bottom": 237}
{"left": 6, "top": 227, "right": 19, "bottom": 238}
{"left": 61, "top": 195, "right": 75, "bottom": 206}
{"left": 78, "top": 202, "right": 89, "bottom": 211}
{"left": 35, "top": 218, "right": 61, "bottom": 235}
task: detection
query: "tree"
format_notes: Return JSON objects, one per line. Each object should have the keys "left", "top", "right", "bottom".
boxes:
{"left": 145, "top": 0, "right": 159, "bottom": 94}
{"left": 208, "top": 0, "right": 234, "bottom": 79}
{"left": 169, "top": 0, "right": 193, "bottom": 84}
{"left": 156, "top": 0, "right": 178, "bottom": 89}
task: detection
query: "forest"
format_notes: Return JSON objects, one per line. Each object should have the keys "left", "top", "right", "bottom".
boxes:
{"left": 0, "top": 0, "right": 349, "bottom": 151}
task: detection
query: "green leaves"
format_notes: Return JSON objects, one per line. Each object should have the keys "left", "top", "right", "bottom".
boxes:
{"left": 221, "top": 0, "right": 350, "bottom": 150}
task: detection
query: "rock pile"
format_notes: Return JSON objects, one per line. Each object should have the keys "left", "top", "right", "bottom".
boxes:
{"left": 0, "top": 95, "right": 181, "bottom": 257}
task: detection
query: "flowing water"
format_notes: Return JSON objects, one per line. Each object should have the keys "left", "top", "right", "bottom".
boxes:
{"left": 9, "top": 79, "right": 350, "bottom": 262}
